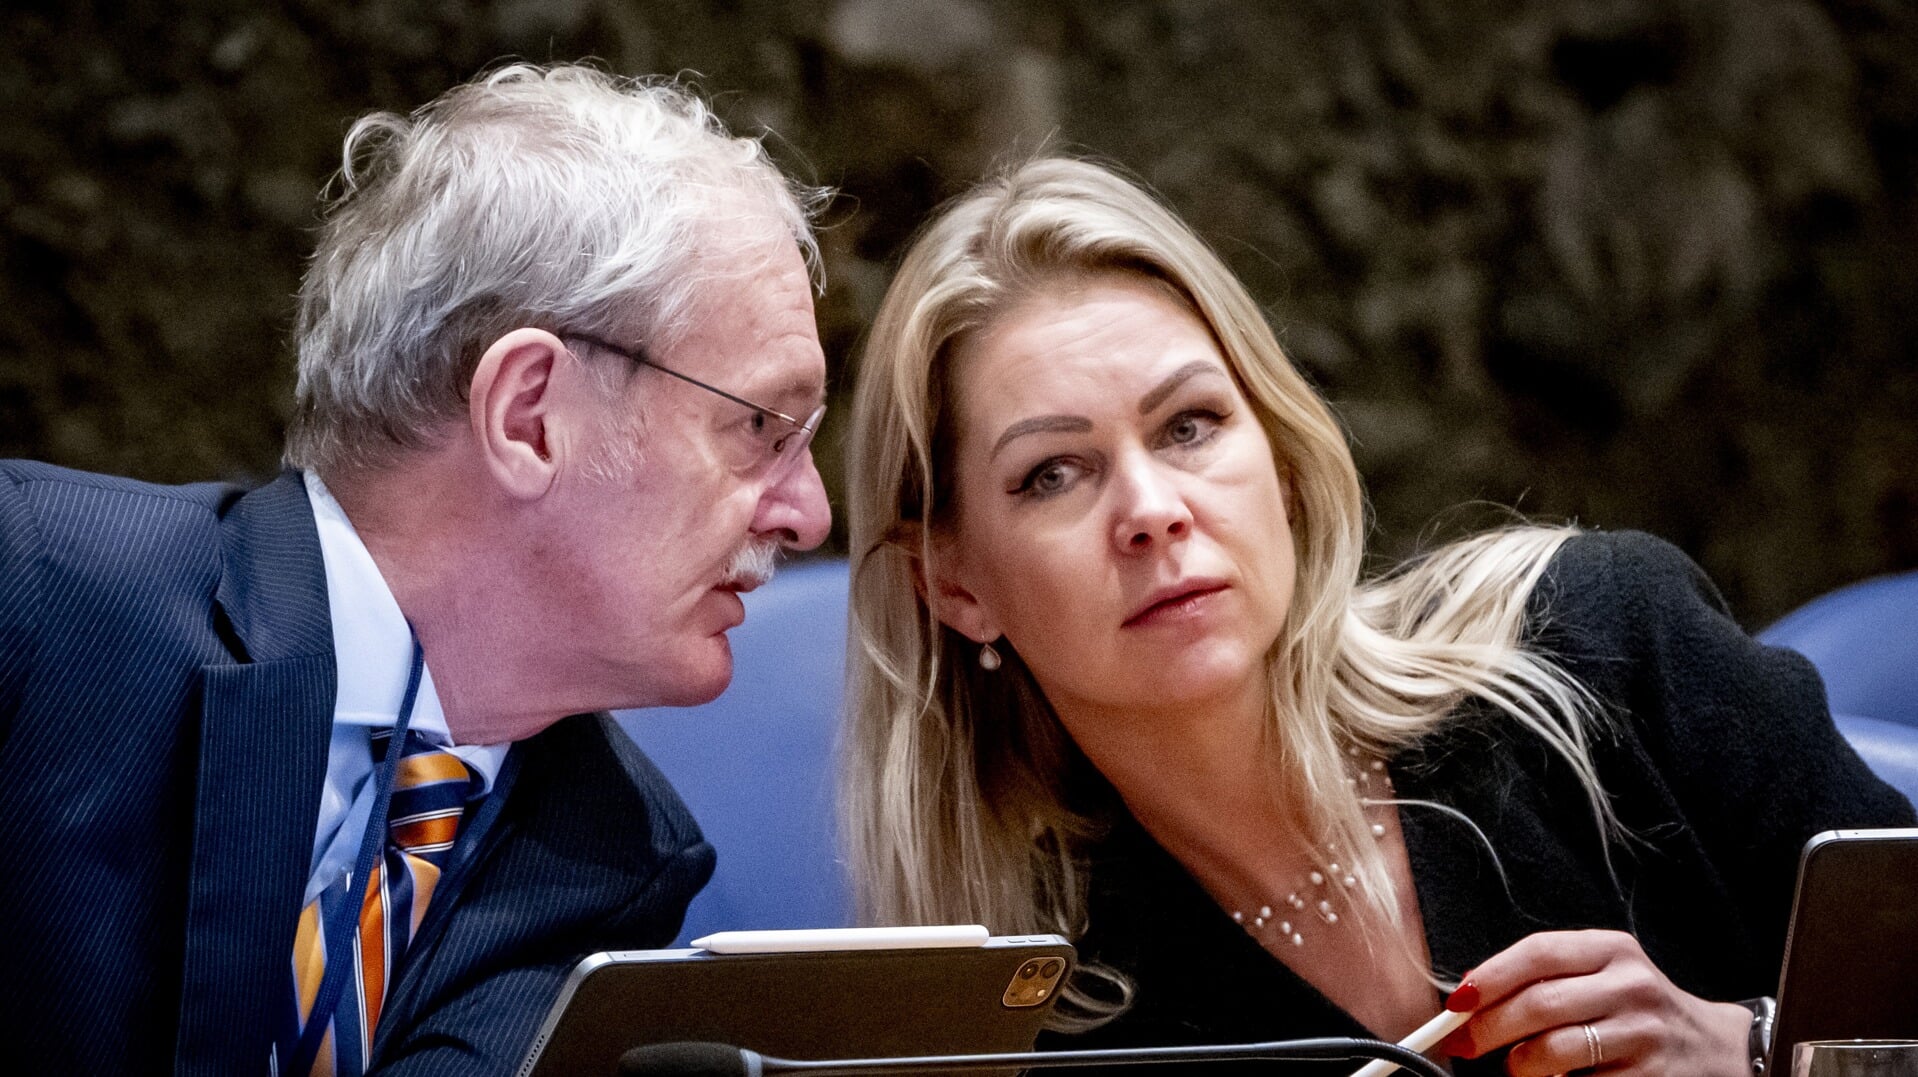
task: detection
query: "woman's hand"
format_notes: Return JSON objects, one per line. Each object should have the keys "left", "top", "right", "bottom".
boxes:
{"left": 1440, "top": 929, "right": 1753, "bottom": 1076}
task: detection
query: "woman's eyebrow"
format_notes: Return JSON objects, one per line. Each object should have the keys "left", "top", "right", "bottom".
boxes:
{"left": 990, "top": 415, "right": 1094, "bottom": 460}
{"left": 988, "top": 362, "right": 1229, "bottom": 460}
{"left": 1138, "top": 360, "right": 1228, "bottom": 416}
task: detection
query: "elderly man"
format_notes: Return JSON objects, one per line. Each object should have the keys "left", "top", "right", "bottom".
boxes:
{"left": 0, "top": 65, "right": 831, "bottom": 1075}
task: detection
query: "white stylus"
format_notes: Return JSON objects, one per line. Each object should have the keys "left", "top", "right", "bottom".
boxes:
{"left": 691, "top": 924, "right": 991, "bottom": 953}
{"left": 1349, "top": 1006, "right": 1473, "bottom": 1077}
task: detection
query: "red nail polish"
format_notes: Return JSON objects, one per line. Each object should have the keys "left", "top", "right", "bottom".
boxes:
{"left": 1438, "top": 1029, "right": 1471, "bottom": 1058}
{"left": 1446, "top": 981, "right": 1480, "bottom": 1012}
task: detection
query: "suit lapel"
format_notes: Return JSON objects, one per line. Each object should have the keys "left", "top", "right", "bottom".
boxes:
{"left": 173, "top": 471, "right": 337, "bottom": 1076}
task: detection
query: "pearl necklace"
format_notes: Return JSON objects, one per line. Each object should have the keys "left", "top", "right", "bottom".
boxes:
{"left": 1228, "top": 755, "right": 1393, "bottom": 948}
{"left": 1230, "top": 856, "right": 1361, "bottom": 946}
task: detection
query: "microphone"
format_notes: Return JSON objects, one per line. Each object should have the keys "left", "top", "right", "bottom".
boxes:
{"left": 619, "top": 1037, "right": 1451, "bottom": 1077}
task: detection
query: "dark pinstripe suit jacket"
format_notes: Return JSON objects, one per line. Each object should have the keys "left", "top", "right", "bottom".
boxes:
{"left": 0, "top": 461, "right": 716, "bottom": 1076}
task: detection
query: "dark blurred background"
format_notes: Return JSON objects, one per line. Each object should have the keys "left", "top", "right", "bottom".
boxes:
{"left": 3, "top": 0, "right": 1914, "bottom": 625}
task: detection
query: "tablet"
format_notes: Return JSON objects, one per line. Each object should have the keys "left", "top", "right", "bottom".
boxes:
{"left": 515, "top": 933, "right": 1075, "bottom": 1077}
{"left": 1771, "top": 828, "right": 1918, "bottom": 1067}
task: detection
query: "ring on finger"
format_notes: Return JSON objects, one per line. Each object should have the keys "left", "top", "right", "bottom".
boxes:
{"left": 1582, "top": 1023, "right": 1604, "bottom": 1069}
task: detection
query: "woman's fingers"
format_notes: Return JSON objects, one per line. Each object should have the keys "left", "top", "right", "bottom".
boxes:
{"left": 1458, "top": 928, "right": 1629, "bottom": 1007}
{"left": 1502, "top": 1018, "right": 1640, "bottom": 1076}
{"left": 1443, "top": 930, "right": 1631, "bottom": 1059}
{"left": 1439, "top": 929, "right": 1754, "bottom": 1077}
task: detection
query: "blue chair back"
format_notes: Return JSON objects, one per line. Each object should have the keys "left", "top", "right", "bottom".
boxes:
{"left": 618, "top": 559, "right": 855, "bottom": 944}
{"left": 1760, "top": 570, "right": 1918, "bottom": 728}
{"left": 1759, "top": 570, "right": 1918, "bottom": 805}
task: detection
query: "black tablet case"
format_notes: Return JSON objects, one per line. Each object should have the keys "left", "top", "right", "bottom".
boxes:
{"left": 1771, "top": 828, "right": 1918, "bottom": 1067}
{"left": 518, "top": 935, "right": 1076, "bottom": 1077}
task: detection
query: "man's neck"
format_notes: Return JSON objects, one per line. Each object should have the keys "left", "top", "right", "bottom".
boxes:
{"left": 323, "top": 460, "right": 568, "bottom": 745}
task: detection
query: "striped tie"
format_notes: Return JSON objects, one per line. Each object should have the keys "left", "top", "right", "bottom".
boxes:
{"left": 283, "top": 730, "right": 480, "bottom": 1076}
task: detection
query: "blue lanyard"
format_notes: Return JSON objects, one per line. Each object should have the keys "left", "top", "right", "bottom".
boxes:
{"left": 292, "top": 635, "right": 427, "bottom": 1071}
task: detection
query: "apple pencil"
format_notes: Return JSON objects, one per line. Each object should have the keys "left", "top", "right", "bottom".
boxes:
{"left": 691, "top": 924, "right": 991, "bottom": 953}
{"left": 1348, "top": 1006, "right": 1472, "bottom": 1077}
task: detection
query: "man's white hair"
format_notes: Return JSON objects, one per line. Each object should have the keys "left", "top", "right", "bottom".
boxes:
{"left": 285, "top": 63, "right": 827, "bottom": 476}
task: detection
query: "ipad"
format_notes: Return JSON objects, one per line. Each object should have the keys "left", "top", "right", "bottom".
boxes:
{"left": 1771, "top": 828, "right": 1918, "bottom": 1067}
{"left": 515, "top": 933, "right": 1075, "bottom": 1077}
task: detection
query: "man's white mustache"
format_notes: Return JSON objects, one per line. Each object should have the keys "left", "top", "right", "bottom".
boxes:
{"left": 721, "top": 541, "right": 781, "bottom": 590}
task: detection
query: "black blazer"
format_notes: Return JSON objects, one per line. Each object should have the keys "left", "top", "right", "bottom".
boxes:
{"left": 0, "top": 462, "right": 716, "bottom": 1075}
{"left": 1043, "top": 531, "right": 1916, "bottom": 1073}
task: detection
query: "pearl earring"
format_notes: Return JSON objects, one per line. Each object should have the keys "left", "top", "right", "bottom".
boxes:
{"left": 978, "top": 641, "right": 1002, "bottom": 671}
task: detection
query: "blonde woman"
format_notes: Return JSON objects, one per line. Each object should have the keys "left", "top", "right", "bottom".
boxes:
{"left": 842, "top": 158, "right": 1912, "bottom": 1076}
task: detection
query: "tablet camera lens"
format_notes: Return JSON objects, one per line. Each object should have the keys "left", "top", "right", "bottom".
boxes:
{"left": 1004, "top": 952, "right": 1069, "bottom": 1007}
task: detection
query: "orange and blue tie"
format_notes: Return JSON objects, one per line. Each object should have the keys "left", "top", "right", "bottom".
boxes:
{"left": 280, "top": 731, "right": 480, "bottom": 1076}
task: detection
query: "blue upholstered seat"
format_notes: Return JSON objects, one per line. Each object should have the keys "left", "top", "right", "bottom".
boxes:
{"left": 1758, "top": 569, "right": 1918, "bottom": 806}
{"left": 618, "top": 559, "right": 855, "bottom": 944}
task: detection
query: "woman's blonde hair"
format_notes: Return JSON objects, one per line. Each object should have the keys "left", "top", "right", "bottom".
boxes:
{"left": 842, "top": 157, "right": 1609, "bottom": 1023}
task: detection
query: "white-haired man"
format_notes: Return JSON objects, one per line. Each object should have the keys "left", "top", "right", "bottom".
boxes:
{"left": 0, "top": 65, "right": 831, "bottom": 1075}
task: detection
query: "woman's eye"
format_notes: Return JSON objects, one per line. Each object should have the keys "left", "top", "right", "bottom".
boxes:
{"left": 1014, "top": 459, "right": 1082, "bottom": 499}
{"left": 1163, "top": 409, "right": 1224, "bottom": 448}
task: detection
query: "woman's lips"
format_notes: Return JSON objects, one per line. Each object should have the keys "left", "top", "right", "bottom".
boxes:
{"left": 1123, "top": 582, "right": 1229, "bottom": 627}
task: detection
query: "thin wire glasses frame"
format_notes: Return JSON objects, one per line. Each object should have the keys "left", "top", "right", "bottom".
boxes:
{"left": 566, "top": 333, "right": 825, "bottom": 486}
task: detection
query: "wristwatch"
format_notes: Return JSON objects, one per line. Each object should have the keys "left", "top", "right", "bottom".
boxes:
{"left": 1737, "top": 996, "right": 1778, "bottom": 1075}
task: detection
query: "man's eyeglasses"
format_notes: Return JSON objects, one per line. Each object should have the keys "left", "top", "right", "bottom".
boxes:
{"left": 566, "top": 334, "right": 825, "bottom": 486}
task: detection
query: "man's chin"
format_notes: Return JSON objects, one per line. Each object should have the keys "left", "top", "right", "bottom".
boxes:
{"left": 648, "top": 639, "right": 736, "bottom": 709}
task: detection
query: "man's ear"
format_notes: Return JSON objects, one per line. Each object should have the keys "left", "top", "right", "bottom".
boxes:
{"left": 920, "top": 527, "right": 1001, "bottom": 645}
{"left": 468, "top": 328, "right": 573, "bottom": 499}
